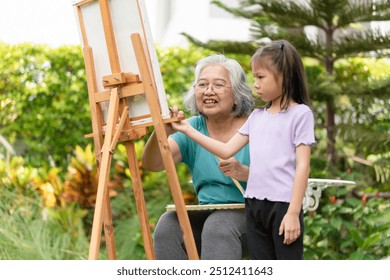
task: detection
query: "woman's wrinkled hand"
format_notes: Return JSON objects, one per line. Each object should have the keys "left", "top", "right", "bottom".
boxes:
{"left": 218, "top": 157, "right": 249, "bottom": 182}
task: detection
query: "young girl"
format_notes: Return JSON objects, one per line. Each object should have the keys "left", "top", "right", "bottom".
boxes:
{"left": 171, "top": 40, "right": 316, "bottom": 259}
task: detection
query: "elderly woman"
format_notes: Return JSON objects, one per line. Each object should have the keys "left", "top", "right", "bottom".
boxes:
{"left": 142, "top": 54, "right": 254, "bottom": 259}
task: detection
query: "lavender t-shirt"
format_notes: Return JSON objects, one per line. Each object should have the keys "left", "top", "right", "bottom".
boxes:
{"left": 238, "top": 104, "right": 316, "bottom": 202}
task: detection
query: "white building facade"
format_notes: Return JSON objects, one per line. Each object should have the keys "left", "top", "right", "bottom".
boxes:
{"left": 145, "top": 0, "right": 252, "bottom": 47}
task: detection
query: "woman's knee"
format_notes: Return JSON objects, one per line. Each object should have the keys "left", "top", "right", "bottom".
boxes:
{"left": 202, "top": 210, "right": 246, "bottom": 240}
{"left": 201, "top": 211, "right": 246, "bottom": 259}
{"left": 154, "top": 211, "right": 181, "bottom": 241}
{"left": 205, "top": 210, "right": 245, "bottom": 234}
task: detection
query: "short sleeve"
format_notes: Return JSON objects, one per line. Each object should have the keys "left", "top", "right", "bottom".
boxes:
{"left": 238, "top": 110, "right": 258, "bottom": 136}
{"left": 294, "top": 110, "right": 316, "bottom": 147}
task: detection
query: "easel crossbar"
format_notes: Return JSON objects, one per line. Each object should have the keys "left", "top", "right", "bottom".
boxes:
{"left": 94, "top": 83, "right": 145, "bottom": 103}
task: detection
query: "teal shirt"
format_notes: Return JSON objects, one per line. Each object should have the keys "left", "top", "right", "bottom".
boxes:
{"left": 171, "top": 115, "right": 250, "bottom": 205}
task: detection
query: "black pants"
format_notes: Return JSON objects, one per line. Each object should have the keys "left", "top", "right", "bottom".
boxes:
{"left": 245, "top": 198, "right": 304, "bottom": 260}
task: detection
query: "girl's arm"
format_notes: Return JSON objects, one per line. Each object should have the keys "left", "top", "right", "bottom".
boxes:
{"left": 279, "top": 144, "right": 311, "bottom": 245}
{"left": 172, "top": 117, "right": 249, "bottom": 159}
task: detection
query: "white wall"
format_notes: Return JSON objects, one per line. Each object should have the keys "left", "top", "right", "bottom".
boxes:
{"left": 145, "top": 0, "right": 251, "bottom": 47}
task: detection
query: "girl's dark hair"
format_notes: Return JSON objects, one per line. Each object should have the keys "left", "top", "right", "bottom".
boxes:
{"left": 251, "top": 39, "right": 311, "bottom": 110}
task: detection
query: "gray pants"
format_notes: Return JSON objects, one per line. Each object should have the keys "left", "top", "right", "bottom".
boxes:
{"left": 153, "top": 209, "right": 247, "bottom": 260}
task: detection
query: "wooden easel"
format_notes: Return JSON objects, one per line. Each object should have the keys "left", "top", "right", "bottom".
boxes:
{"left": 74, "top": 0, "right": 198, "bottom": 260}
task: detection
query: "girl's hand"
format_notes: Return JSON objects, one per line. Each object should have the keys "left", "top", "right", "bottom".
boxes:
{"left": 169, "top": 106, "right": 190, "bottom": 134}
{"left": 171, "top": 118, "right": 190, "bottom": 133}
{"left": 162, "top": 106, "right": 181, "bottom": 135}
{"left": 169, "top": 105, "right": 181, "bottom": 118}
{"left": 278, "top": 212, "right": 301, "bottom": 245}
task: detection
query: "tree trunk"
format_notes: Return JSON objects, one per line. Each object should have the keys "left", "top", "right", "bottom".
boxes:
{"left": 324, "top": 27, "right": 337, "bottom": 168}
{"left": 325, "top": 100, "right": 337, "bottom": 166}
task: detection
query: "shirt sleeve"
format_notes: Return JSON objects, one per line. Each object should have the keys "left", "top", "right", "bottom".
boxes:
{"left": 294, "top": 110, "right": 316, "bottom": 147}
{"left": 238, "top": 110, "right": 257, "bottom": 136}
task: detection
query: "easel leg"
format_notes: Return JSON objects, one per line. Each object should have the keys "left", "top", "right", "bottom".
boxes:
{"left": 103, "top": 191, "right": 116, "bottom": 259}
{"left": 89, "top": 89, "right": 120, "bottom": 260}
{"left": 125, "top": 141, "right": 155, "bottom": 260}
{"left": 131, "top": 33, "right": 199, "bottom": 260}
{"left": 89, "top": 142, "right": 115, "bottom": 259}
{"left": 158, "top": 137, "right": 199, "bottom": 260}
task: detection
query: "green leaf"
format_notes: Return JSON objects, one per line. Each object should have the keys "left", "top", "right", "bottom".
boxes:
{"left": 361, "top": 233, "right": 382, "bottom": 249}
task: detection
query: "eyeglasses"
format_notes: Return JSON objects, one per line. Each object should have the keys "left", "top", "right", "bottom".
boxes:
{"left": 194, "top": 81, "right": 232, "bottom": 94}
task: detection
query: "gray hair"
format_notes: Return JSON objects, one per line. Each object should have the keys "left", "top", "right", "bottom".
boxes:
{"left": 183, "top": 54, "right": 254, "bottom": 117}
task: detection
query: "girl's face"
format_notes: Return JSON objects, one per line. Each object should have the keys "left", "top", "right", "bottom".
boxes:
{"left": 195, "top": 64, "right": 234, "bottom": 118}
{"left": 252, "top": 64, "right": 283, "bottom": 105}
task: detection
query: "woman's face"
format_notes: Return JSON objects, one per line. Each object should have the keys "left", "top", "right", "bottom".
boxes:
{"left": 195, "top": 64, "right": 235, "bottom": 118}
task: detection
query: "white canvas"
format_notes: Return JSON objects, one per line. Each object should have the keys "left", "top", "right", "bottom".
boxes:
{"left": 73, "top": 0, "right": 170, "bottom": 125}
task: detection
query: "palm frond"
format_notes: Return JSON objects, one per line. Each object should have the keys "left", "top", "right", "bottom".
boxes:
{"left": 211, "top": 0, "right": 258, "bottom": 19}
{"left": 334, "top": 29, "right": 390, "bottom": 58}
{"left": 249, "top": 21, "right": 327, "bottom": 60}
{"left": 368, "top": 154, "right": 390, "bottom": 183}
{"left": 180, "top": 32, "right": 257, "bottom": 55}
{"left": 310, "top": 0, "right": 351, "bottom": 28}
{"left": 254, "top": 0, "right": 318, "bottom": 28}
{"left": 338, "top": 123, "right": 390, "bottom": 156}
{"left": 340, "top": 78, "right": 390, "bottom": 98}
{"left": 337, "top": 0, "right": 390, "bottom": 26}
